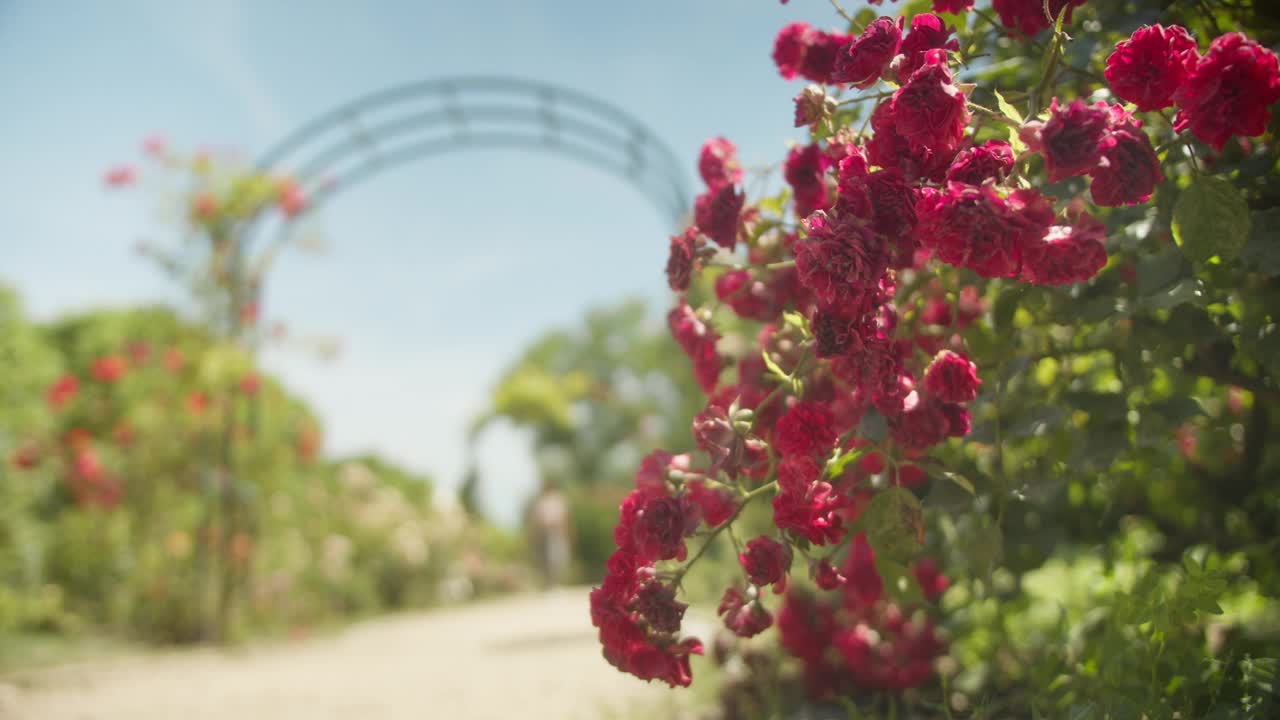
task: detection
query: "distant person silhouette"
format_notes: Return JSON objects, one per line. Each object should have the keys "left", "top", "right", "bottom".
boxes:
{"left": 528, "top": 478, "right": 571, "bottom": 588}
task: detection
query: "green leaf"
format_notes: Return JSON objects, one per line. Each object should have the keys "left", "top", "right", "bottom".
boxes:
{"left": 782, "top": 311, "right": 811, "bottom": 338}
{"left": 826, "top": 447, "right": 867, "bottom": 479}
{"left": 761, "top": 348, "right": 789, "bottom": 382}
{"left": 993, "top": 89, "right": 1027, "bottom": 154}
{"left": 1172, "top": 175, "right": 1252, "bottom": 263}
{"left": 1240, "top": 207, "right": 1280, "bottom": 276}
{"left": 939, "top": 471, "right": 976, "bottom": 495}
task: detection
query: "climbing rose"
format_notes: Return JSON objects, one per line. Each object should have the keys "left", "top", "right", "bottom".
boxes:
{"left": 1173, "top": 33, "right": 1280, "bottom": 150}
{"left": 793, "top": 85, "right": 831, "bottom": 128}
{"left": 740, "top": 536, "right": 791, "bottom": 591}
{"left": 894, "top": 13, "right": 960, "bottom": 83}
{"left": 800, "top": 30, "right": 851, "bottom": 84}
{"left": 784, "top": 144, "right": 831, "bottom": 217}
{"left": 47, "top": 374, "right": 79, "bottom": 410}
{"left": 693, "top": 403, "right": 766, "bottom": 479}
{"left": 699, "top": 137, "right": 743, "bottom": 190}
{"left": 891, "top": 60, "right": 969, "bottom": 154}
{"left": 814, "top": 559, "right": 845, "bottom": 590}
{"left": 91, "top": 355, "right": 128, "bottom": 383}
{"left": 1028, "top": 98, "right": 1109, "bottom": 182}
{"left": 774, "top": 401, "right": 837, "bottom": 459}
{"left": 1090, "top": 110, "right": 1163, "bottom": 207}
{"left": 946, "top": 140, "right": 1015, "bottom": 185}
{"left": 668, "top": 303, "right": 722, "bottom": 393}
{"left": 915, "top": 183, "right": 1055, "bottom": 278}
{"left": 833, "top": 16, "right": 901, "bottom": 88}
{"left": 634, "top": 580, "right": 688, "bottom": 634}
{"left": 933, "top": 0, "right": 974, "bottom": 11}
{"left": 694, "top": 184, "right": 744, "bottom": 250}
{"left": 890, "top": 394, "right": 951, "bottom": 450}
{"left": 773, "top": 23, "right": 814, "bottom": 80}
{"left": 914, "top": 558, "right": 951, "bottom": 601}
{"left": 1105, "top": 24, "right": 1199, "bottom": 112}
{"left": 631, "top": 494, "right": 698, "bottom": 562}
{"left": 923, "top": 350, "right": 981, "bottom": 403}
{"left": 794, "top": 211, "right": 888, "bottom": 308}
{"left": 992, "top": 0, "right": 1087, "bottom": 37}
{"left": 718, "top": 587, "right": 774, "bottom": 638}
{"left": 1023, "top": 211, "right": 1109, "bottom": 285}
{"left": 686, "top": 480, "right": 736, "bottom": 527}
{"left": 666, "top": 228, "right": 699, "bottom": 292}
{"left": 842, "top": 532, "right": 883, "bottom": 607}
{"left": 103, "top": 165, "right": 136, "bottom": 187}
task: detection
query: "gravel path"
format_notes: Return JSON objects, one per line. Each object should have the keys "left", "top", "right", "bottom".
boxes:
{"left": 0, "top": 589, "right": 695, "bottom": 720}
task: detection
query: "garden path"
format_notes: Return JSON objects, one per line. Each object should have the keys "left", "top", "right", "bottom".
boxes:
{"left": 0, "top": 588, "right": 691, "bottom": 720}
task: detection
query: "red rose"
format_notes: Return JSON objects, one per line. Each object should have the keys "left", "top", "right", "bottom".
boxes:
{"left": 698, "top": 136, "right": 743, "bottom": 190}
{"left": 833, "top": 16, "right": 901, "bottom": 89}
{"left": 891, "top": 60, "right": 969, "bottom": 154}
{"left": 740, "top": 536, "right": 791, "bottom": 591}
{"left": 923, "top": 350, "right": 981, "bottom": 403}
{"left": 1105, "top": 24, "right": 1199, "bottom": 112}
{"left": 774, "top": 401, "right": 837, "bottom": 459}
{"left": 946, "top": 140, "right": 1015, "bottom": 185}
{"left": 1174, "top": 33, "right": 1280, "bottom": 150}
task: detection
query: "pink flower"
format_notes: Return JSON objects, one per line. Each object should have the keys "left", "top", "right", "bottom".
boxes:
{"left": 793, "top": 85, "right": 831, "bottom": 128}
{"left": 47, "top": 374, "right": 79, "bottom": 410}
{"left": 773, "top": 23, "right": 814, "bottom": 80}
{"left": 1090, "top": 110, "right": 1163, "bottom": 207}
{"left": 239, "top": 372, "right": 262, "bottom": 396}
{"left": 1105, "top": 24, "right": 1199, "bottom": 112}
{"left": 142, "top": 134, "right": 167, "bottom": 156}
{"left": 923, "top": 350, "right": 981, "bottom": 403}
{"left": 1022, "top": 211, "right": 1109, "bottom": 285}
{"left": 890, "top": 393, "right": 951, "bottom": 450}
{"left": 740, "top": 536, "right": 791, "bottom": 592}
{"left": 91, "top": 355, "right": 128, "bottom": 383}
{"left": 718, "top": 587, "right": 774, "bottom": 637}
{"left": 774, "top": 401, "right": 837, "bottom": 459}
{"left": 794, "top": 211, "right": 889, "bottom": 309}
{"left": 686, "top": 480, "right": 735, "bottom": 527}
{"left": 1174, "top": 33, "right": 1280, "bottom": 150}
{"left": 867, "top": 99, "right": 956, "bottom": 182}
{"left": 891, "top": 60, "right": 969, "bottom": 154}
{"left": 668, "top": 303, "right": 722, "bottom": 393}
{"left": 913, "top": 557, "right": 950, "bottom": 601}
{"left": 842, "top": 532, "right": 883, "bottom": 607}
{"left": 665, "top": 227, "right": 700, "bottom": 292}
{"left": 75, "top": 448, "right": 104, "bottom": 482}
{"left": 894, "top": 14, "right": 960, "bottom": 83}
{"left": 784, "top": 144, "right": 831, "bottom": 217}
{"left": 833, "top": 17, "right": 901, "bottom": 88}
{"left": 631, "top": 494, "right": 698, "bottom": 563}
{"left": 1026, "top": 98, "right": 1109, "bottom": 183}
{"left": 946, "top": 140, "right": 1015, "bottom": 185}
{"left": 814, "top": 559, "right": 845, "bottom": 590}
{"left": 915, "top": 183, "right": 1055, "bottom": 278}
{"left": 277, "top": 178, "right": 307, "bottom": 218}
{"left": 698, "top": 137, "right": 743, "bottom": 190}
{"left": 693, "top": 403, "right": 766, "bottom": 479}
{"left": 933, "top": 0, "right": 974, "bottom": 11}
{"left": 694, "top": 184, "right": 744, "bottom": 250}
{"left": 103, "top": 165, "right": 136, "bottom": 187}
{"left": 635, "top": 450, "right": 687, "bottom": 497}
{"left": 800, "top": 30, "right": 851, "bottom": 84}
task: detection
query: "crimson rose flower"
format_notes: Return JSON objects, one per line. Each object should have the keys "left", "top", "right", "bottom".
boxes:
{"left": 1105, "top": 24, "right": 1199, "bottom": 112}
{"left": 1174, "top": 33, "right": 1280, "bottom": 150}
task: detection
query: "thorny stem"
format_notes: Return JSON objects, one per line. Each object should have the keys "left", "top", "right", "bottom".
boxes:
{"left": 672, "top": 481, "right": 778, "bottom": 588}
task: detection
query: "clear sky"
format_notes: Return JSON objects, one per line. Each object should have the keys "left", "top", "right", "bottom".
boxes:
{"left": 0, "top": 0, "right": 845, "bottom": 525}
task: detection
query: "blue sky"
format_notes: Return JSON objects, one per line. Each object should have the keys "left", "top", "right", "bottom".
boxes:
{"left": 0, "top": 0, "right": 849, "bottom": 524}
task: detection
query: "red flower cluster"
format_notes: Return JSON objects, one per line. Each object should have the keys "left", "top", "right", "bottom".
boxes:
{"left": 593, "top": 2, "right": 1268, "bottom": 694}
{"left": 1105, "top": 26, "right": 1280, "bottom": 150}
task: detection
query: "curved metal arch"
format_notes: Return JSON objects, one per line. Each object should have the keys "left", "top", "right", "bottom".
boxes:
{"left": 252, "top": 75, "right": 693, "bottom": 235}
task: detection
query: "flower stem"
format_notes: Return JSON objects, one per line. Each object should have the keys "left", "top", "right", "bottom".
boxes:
{"left": 672, "top": 481, "right": 777, "bottom": 588}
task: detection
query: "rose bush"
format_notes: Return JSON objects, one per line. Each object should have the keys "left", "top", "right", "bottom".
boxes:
{"left": 591, "top": 1, "right": 1280, "bottom": 716}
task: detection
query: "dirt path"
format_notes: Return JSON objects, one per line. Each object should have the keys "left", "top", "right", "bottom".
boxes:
{"left": 0, "top": 589, "right": 698, "bottom": 720}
